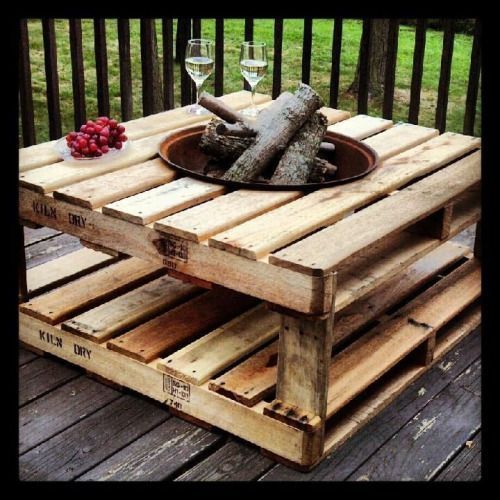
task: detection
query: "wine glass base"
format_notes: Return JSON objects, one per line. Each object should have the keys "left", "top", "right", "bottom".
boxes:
{"left": 241, "top": 107, "right": 260, "bottom": 118}
{"left": 186, "top": 104, "right": 211, "bottom": 115}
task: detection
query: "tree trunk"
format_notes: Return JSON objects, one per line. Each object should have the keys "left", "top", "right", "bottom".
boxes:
{"left": 349, "top": 19, "right": 390, "bottom": 96}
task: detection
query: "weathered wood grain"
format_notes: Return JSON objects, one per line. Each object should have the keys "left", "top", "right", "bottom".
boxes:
{"left": 24, "top": 226, "right": 61, "bottom": 246}
{"left": 25, "top": 233, "right": 83, "bottom": 269}
{"left": 327, "top": 114, "right": 393, "bottom": 139}
{"left": 19, "top": 395, "right": 169, "bottom": 481}
{"left": 77, "top": 418, "right": 224, "bottom": 481}
{"left": 19, "top": 376, "right": 121, "bottom": 454}
{"left": 19, "top": 348, "right": 38, "bottom": 366}
{"left": 20, "top": 258, "right": 166, "bottom": 324}
{"left": 436, "top": 431, "right": 481, "bottom": 481}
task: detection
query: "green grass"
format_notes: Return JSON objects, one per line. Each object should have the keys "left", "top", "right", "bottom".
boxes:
{"left": 22, "top": 19, "right": 481, "bottom": 145}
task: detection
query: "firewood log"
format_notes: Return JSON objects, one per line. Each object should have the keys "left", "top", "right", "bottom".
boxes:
{"left": 308, "top": 158, "right": 338, "bottom": 183}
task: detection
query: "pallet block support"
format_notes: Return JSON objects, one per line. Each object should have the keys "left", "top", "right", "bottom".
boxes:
{"left": 409, "top": 203, "right": 454, "bottom": 240}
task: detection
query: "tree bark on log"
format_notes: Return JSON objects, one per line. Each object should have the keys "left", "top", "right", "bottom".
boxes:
{"left": 199, "top": 120, "right": 254, "bottom": 161}
{"left": 222, "top": 84, "right": 323, "bottom": 182}
{"left": 308, "top": 158, "right": 338, "bottom": 183}
{"left": 198, "top": 92, "right": 255, "bottom": 128}
{"left": 270, "top": 111, "right": 328, "bottom": 185}
{"left": 215, "top": 122, "right": 257, "bottom": 137}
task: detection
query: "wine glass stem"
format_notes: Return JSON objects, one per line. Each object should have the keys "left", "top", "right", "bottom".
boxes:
{"left": 251, "top": 84, "right": 256, "bottom": 112}
{"left": 195, "top": 82, "right": 201, "bottom": 105}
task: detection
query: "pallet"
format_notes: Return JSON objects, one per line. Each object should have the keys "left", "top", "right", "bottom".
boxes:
{"left": 19, "top": 91, "right": 482, "bottom": 469}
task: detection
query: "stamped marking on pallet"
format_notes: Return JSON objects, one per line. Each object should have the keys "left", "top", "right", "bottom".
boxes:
{"left": 153, "top": 235, "right": 189, "bottom": 271}
{"left": 39, "top": 329, "right": 62, "bottom": 348}
{"left": 73, "top": 343, "right": 92, "bottom": 359}
{"left": 32, "top": 201, "right": 57, "bottom": 220}
{"left": 163, "top": 374, "right": 191, "bottom": 410}
{"left": 68, "top": 213, "right": 87, "bottom": 229}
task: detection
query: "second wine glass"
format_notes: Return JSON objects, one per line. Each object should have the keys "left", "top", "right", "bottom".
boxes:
{"left": 185, "top": 38, "right": 214, "bottom": 115}
{"left": 240, "top": 41, "right": 268, "bottom": 117}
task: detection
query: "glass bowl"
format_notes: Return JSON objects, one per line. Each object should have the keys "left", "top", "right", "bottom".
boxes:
{"left": 54, "top": 137, "right": 130, "bottom": 164}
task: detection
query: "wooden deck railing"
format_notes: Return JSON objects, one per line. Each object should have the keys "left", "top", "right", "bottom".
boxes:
{"left": 18, "top": 18, "right": 481, "bottom": 146}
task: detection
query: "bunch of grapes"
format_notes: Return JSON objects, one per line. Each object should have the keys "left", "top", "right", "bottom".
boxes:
{"left": 65, "top": 116, "right": 128, "bottom": 158}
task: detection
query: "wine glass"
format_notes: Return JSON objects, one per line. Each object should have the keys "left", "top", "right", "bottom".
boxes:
{"left": 239, "top": 41, "right": 268, "bottom": 117}
{"left": 185, "top": 38, "right": 215, "bottom": 115}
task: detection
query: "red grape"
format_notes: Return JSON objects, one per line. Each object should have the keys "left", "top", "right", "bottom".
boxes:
{"left": 109, "top": 119, "right": 118, "bottom": 129}
{"left": 119, "top": 134, "right": 128, "bottom": 142}
{"left": 101, "top": 145, "right": 110, "bottom": 154}
{"left": 114, "top": 141, "right": 122, "bottom": 149}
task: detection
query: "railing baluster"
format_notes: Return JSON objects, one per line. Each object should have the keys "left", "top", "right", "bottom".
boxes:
{"left": 435, "top": 19, "right": 455, "bottom": 133}
{"left": 141, "top": 19, "right": 162, "bottom": 115}
{"left": 69, "top": 19, "right": 86, "bottom": 128}
{"left": 357, "top": 19, "right": 372, "bottom": 115}
{"left": 162, "top": 18, "right": 175, "bottom": 109}
{"left": 19, "top": 19, "right": 36, "bottom": 146}
{"left": 329, "top": 18, "right": 343, "bottom": 108}
{"left": 408, "top": 19, "right": 427, "bottom": 124}
{"left": 118, "top": 19, "right": 133, "bottom": 121}
{"left": 94, "top": 19, "right": 110, "bottom": 117}
{"left": 272, "top": 18, "right": 283, "bottom": 99}
{"left": 214, "top": 18, "right": 224, "bottom": 97}
{"left": 382, "top": 19, "right": 399, "bottom": 119}
{"left": 192, "top": 18, "right": 201, "bottom": 38}
{"left": 42, "top": 19, "right": 62, "bottom": 139}
{"left": 243, "top": 18, "right": 254, "bottom": 91}
{"left": 463, "top": 19, "right": 481, "bottom": 136}
{"left": 178, "top": 18, "right": 192, "bottom": 106}
{"left": 302, "top": 18, "right": 313, "bottom": 85}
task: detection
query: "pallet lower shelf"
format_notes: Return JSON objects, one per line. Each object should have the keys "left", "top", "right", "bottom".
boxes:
{"left": 19, "top": 244, "right": 481, "bottom": 470}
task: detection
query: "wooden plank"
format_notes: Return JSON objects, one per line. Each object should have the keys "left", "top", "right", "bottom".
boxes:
{"left": 79, "top": 240, "right": 121, "bottom": 257}
{"left": 154, "top": 190, "right": 302, "bottom": 242}
{"left": 20, "top": 258, "right": 166, "bottom": 324}
{"left": 107, "top": 288, "right": 257, "bottom": 363}
{"left": 362, "top": 123, "right": 438, "bottom": 161}
{"left": 436, "top": 431, "right": 481, "bottom": 481}
{"left": 261, "top": 320, "right": 481, "bottom": 480}
{"left": 212, "top": 133, "right": 480, "bottom": 261}
{"left": 435, "top": 20, "right": 455, "bottom": 133}
{"left": 325, "top": 259, "right": 481, "bottom": 419}
{"left": 349, "top": 358, "right": 480, "bottom": 481}
{"left": 26, "top": 233, "right": 83, "bottom": 269}
{"left": 18, "top": 90, "right": 271, "bottom": 173}
{"left": 94, "top": 19, "right": 110, "bottom": 117}
{"left": 176, "top": 440, "right": 274, "bottom": 481}
{"left": 20, "top": 314, "right": 307, "bottom": 465}
{"left": 19, "top": 357, "right": 80, "bottom": 406}
{"left": 327, "top": 114, "right": 393, "bottom": 140}
{"left": 54, "top": 159, "right": 176, "bottom": 209}
{"left": 20, "top": 188, "right": 328, "bottom": 314}
{"left": 19, "top": 395, "right": 169, "bottom": 481}
{"left": 62, "top": 275, "right": 200, "bottom": 342}
{"left": 19, "top": 348, "right": 38, "bottom": 366}
{"left": 77, "top": 418, "right": 223, "bottom": 481}
{"left": 23, "top": 226, "right": 60, "bottom": 246}
{"left": 27, "top": 247, "right": 116, "bottom": 297}
{"left": 102, "top": 177, "right": 225, "bottom": 225}
{"left": 69, "top": 19, "right": 86, "bottom": 128}
{"left": 270, "top": 151, "right": 481, "bottom": 276}
{"left": 463, "top": 19, "right": 481, "bottom": 136}
{"left": 117, "top": 19, "right": 133, "bottom": 121}
{"left": 450, "top": 189, "right": 481, "bottom": 236}
{"left": 19, "top": 376, "right": 121, "bottom": 454}
{"left": 408, "top": 19, "right": 427, "bottom": 124}
{"left": 158, "top": 304, "right": 279, "bottom": 384}
{"left": 329, "top": 18, "right": 343, "bottom": 108}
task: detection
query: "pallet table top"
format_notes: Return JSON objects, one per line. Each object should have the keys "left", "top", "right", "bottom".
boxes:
{"left": 19, "top": 90, "right": 481, "bottom": 315}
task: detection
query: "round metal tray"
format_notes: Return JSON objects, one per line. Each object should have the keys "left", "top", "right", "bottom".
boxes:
{"left": 158, "top": 125, "right": 379, "bottom": 191}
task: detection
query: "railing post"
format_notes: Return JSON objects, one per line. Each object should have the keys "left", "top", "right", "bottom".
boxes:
{"left": 435, "top": 19, "right": 455, "bottom": 133}
{"left": 463, "top": 19, "right": 481, "bottom": 136}
{"left": 408, "top": 19, "right": 427, "bottom": 124}
{"left": 329, "top": 18, "right": 343, "bottom": 108}
{"left": 19, "top": 19, "right": 36, "bottom": 147}
{"left": 94, "top": 19, "right": 110, "bottom": 117}
{"left": 69, "top": 19, "right": 86, "bottom": 128}
{"left": 118, "top": 19, "right": 133, "bottom": 121}
{"left": 357, "top": 19, "right": 372, "bottom": 115}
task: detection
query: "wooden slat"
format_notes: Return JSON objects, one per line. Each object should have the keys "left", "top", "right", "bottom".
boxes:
{"left": 214, "top": 19, "right": 224, "bottom": 96}
{"left": 272, "top": 18, "right": 283, "bottom": 99}
{"left": 408, "top": 19, "right": 427, "bottom": 124}
{"left": 329, "top": 18, "right": 343, "bottom": 108}
{"left": 62, "top": 275, "right": 200, "bottom": 342}
{"left": 155, "top": 190, "right": 302, "bottom": 242}
{"left": 357, "top": 19, "right": 372, "bottom": 114}
{"left": 326, "top": 259, "right": 481, "bottom": 419}
{"left": 382, "top": 19, "right": 399, "bottom": 120}
{"left": 107, "top": 288, "right": 256, "bottom": 363}
{"left": 27, "top": 247, "right": 116, "bottom": 297}
{"left": 18, "top": 90, "right": 270, "bottom": 173}
{"left": 117, "top": 19, "right": 133, "bottom": 121}
{"left": 94, "top": 19, "right": 110, "bottom": 117}
{"left": 270, "top": 150, "right": 481, "bottom": 276}
{"left": 463, "top": 19, "right": 481, "bottom": 136}
{"left": 19, "top": 19, "right": 36, "bottom": 146}
{"left": 210, "top": 131, "right": 479, "bottom": 261}
{"left": 53, "top": 158, "right": 176, "bottom": 209}
{"left": 158, "top": 304, "right": 279, "bottom": 384}
{"left": 102, "top": 177, "right": 225, "bottom": 225}
{"left": 80, "top": 240, "right": 121, "bottom": 256}
{"left": 327, "top": 114, "right": 393, "bottom": 139}
{"left": 162, "top": 18, "right": 175, "bottom": 110}
{"left": 209, "top": 241, "right": 470, "bottom": 407}
{"left": 302, "top": 18, "right": 313, "bottom": 85}
{"left": 20, "top": 258, "right": 165, "bottom": 324}
{"left": 42, "top": 19, "right": 62, "bottom": 139}
{"left": 435, "top": 20, "right": 455, "bottom": 133}
{"left": 69, "top": 19, "right": 86, "bottom": 128}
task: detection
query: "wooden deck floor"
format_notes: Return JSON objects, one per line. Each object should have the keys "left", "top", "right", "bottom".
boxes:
{"left": 19, "top": 225, "right": 481, "bottom": 481}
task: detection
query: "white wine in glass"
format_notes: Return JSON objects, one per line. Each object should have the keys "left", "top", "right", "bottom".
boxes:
{"left": 185, "top": 39, "right": 215, "bottom": 115}
{"left": 240, "top": 41, "right": 268, "bottom": 117}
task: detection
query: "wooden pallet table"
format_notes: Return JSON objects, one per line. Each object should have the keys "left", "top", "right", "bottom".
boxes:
{"left": 18, "top": 91, "right": 481, "bottom": 470}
